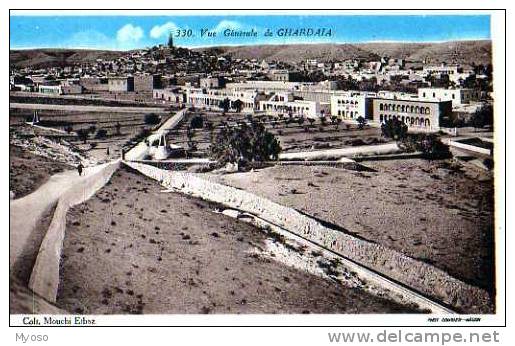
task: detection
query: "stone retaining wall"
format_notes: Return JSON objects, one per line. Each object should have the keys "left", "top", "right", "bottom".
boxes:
{"left": 125, "top": 161, "right": 492, "bottom": 313}
{"left": 29, "top": 161, "right": 120, "bottom": 302}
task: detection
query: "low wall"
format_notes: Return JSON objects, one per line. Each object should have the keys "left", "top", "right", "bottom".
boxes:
{"left": 447, "top": 140, "right": 492, "bottom": 156}
{"left": 125, "top": 161, "right": 492, "bottom": 313}
{"left": 28, "top": 161, "right": 120, "bottom": 302}
{"left": 279, "top": 143, "right": 401, "bottom": 161}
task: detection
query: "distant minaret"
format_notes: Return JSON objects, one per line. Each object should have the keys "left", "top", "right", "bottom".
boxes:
{"left": 167, "top": 32, "right": 174, "bottom": 49}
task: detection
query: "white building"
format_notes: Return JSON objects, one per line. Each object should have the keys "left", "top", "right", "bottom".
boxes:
{"left": 186, "top": 87, "right": 261, "bottom": 113}
{"left": 225, "top": 81, "right": 302, "bottom": 93}
{"left": 330, "top": 91, "right": 376, "bottom": 120}
{"left": 259, "top": 92, "right": 329, "bottom": 118}
{"left": 38, "top": 85, "right": 62, "bottom": 95}
{"left": 417, "top": 88, "right": 480, "bottom": 107}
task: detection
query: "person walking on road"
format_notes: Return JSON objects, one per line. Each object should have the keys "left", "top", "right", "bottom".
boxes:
{"left": 77, "top": 162, "right": 84, "bottom": 176}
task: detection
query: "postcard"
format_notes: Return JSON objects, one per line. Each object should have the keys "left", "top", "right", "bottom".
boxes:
{"left": 8, "top": 9, "right": 505, "bottom": 331}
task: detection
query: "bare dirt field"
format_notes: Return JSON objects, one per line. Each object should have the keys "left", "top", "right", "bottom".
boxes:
{"left": 56, "top": 165, "right": 416, "bottom": 314}
{"left": 9, "top": 145, "right": 71, "bottom": 198}
{"left": 213, "top": 159, "right": 495, "bottom": 296}
{"left": 166, "top": 111, "right": 390, "bottom": 157}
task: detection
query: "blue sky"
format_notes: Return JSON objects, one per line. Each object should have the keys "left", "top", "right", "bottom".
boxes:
{"left": 9, "top": 15, "right": 491, "bottom": 50}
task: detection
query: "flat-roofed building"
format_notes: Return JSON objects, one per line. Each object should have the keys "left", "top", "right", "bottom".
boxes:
{"left": 108, "top": 76, "right": 134, "bottom": 92}
{"left": 38, "top": 84, "right": 62, "bottom": 95}
{"left": 133, "top": 74, "right": 160, "bottom": 93}
{"left": 62, "top": 84, "right": 83, "bottom": 95}
{"left": 259, "top": 92, "right": 330, "bottom": 118}
{"left": 372, "top": 98, "right": 452, "bottom": 130}
{"left": 200, "top": 77, "right": 225, "bottom": 89}
{"left": 417, "top": 88, "right": 480, "bottom": 107}
{"left": 79, "top": 77, "right": 109, "bottom": 92}
{"left": 153, "top": 88, "right": 187, "bottom": 105}
{"left": 423, "top": 64, "right": 461, "bottom": 76}
{"left": 330, "top": 91, "right": 376, "bottom": 120}
{"left": 226, "top": 81, "right": 302, "bottom": 93}
{"left": 186, "top": 87, "right": 261, "bottom": 113}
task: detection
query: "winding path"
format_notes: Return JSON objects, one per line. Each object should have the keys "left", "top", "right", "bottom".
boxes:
{"left": 10, "top": 161, "right": 120, "bottom": 301}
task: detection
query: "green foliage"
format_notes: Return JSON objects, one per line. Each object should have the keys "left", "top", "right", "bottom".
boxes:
{"left": 115, "top": 122, "right": 122, "bottom": 135}
{"left": 400, "top": 133, "right": 452, "bottom": 160}
{"left": 210, "top": 119, "right": 281, "bottom": 170}
{"left": 232, "top": 99, "right": 244, "bottom": 113}
{"left": 483, "top": 158, "right": 494, "bottom": 170}
{"left": 381, "top": 118, "right": 408, "bottom": 140}
{"left": 190, "top": 115, "right": 204, "bottom": 129}
{"left": 95, "top": 128, "right": 108, "bottom": 139}
{"left": 76, "top": 128, "right": 90, "bottom": 143}
{"left": 219, "top": 98, "right": 231, "bottom": 114}
{"left": 144, "top": 113, "right": 161, "bottom": 125}
{"left": 356, "top": 116, "right": 367, "bottom": 130}
{"left": 471, "top": 104, "right": 493, "bottom": 129}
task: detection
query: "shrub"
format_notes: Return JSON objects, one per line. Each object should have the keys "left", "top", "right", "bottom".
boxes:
{"left": 483, "top": 158, "right": 494, "bottom": 170}
{"left": 189, "top": 115, "right": 204, "bottom": 129}
{"left": 95, "top": 128, "right": 108, "bottom": 139}
{"left": 76, "top": 128, "right": 90, "bottom": 143}
{"left": 144, "top": 113, "right": 161, "bottom": 125}
{"left": 400, "top": 133, "right": 452, "bottom": 160}
{"left": 357, "top": 116, "right": 367, "bottom": 130}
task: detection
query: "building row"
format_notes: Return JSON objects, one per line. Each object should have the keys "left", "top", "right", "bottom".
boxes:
{"left": 154, "top": 81, "right": 483, "bottom": 130}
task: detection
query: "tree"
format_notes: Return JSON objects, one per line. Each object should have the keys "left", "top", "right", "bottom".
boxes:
{"left": 381, "top": 118, "right": 408, "bottom": 141}
{"left": 336, "top": 118, "right": 342, "bottom": 130}
{"left": 95, "top": 128, "right": 108, "bottom": 139}
{"left": 219, "top": 98, "right": 231, "bottom": 114}
{"left": 144, "top": 113, "right": 161, "bottom": 125}
{"left": 186, "top": 126, "right": 195, "bottom": 150}
{"left": 76, "top": 128, "right": 90, "bottom": 144}
{"left": 190, "top": 115, "right": 204, "bottom": 129}
{"left": 471, "top": 104, "right": 493, "bottom": 131}
{"left": 357, "top": 116, "right": 367, "bottom": 130}
{"left": 400, "top": 133, "right": 451, "bottom": 160}
{"left": 232, "top": 99, "right": 244, "bottom": 113}
{"left": 115, "top": 122, "right": 122, "bottom": 135}
{"left": 210, "top": 119, "right": 281, "bottom": 170}
{"left": 307, "top": 118, "right": 316, "bottom": 127}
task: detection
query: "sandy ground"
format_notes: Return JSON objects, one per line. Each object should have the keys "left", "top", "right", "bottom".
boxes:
{"left": 10, "top": 145, "right": 71, "bottom": 198}
{"left": 10, "top": 276, "right": 65, "bottom": 314}
{"left": 56, "top": 165, "right": 415, "bottom": 314}
{"left": 213, "top": 159, "right": 495, "bottom": 295}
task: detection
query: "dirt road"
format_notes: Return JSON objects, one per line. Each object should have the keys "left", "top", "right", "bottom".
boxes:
{"left": 10, "top": 162, "right": 117, "bottom": 284}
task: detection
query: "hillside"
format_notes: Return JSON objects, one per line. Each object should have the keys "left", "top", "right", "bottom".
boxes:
{"left": 214, "top": 43, "right": 380, "bottom": 63}
{"left": 202, "top": 40, "right": 492, "bottom": 66}
{"left": 10, "top": 40, "right": 492, "bottom": 69}
{"left": 10, "top": 49, "right": 125, "bottom": 68}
